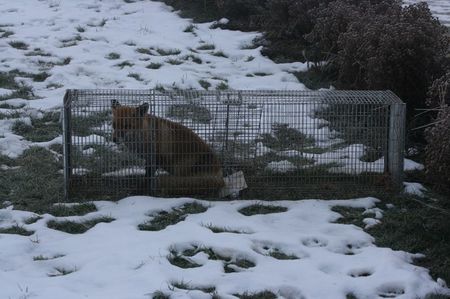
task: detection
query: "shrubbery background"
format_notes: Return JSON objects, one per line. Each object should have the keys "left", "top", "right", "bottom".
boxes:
{"left": 160, "top": 0, "right": 450, "bottom": 191}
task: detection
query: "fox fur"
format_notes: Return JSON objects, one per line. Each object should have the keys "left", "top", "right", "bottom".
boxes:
{"left": 111, "top": 100, "right": 225, "bottom": 196}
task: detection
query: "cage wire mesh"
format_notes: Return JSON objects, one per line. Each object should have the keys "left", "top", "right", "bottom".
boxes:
{"left": 63, "top": 89, "right": 405, "bottom": 200}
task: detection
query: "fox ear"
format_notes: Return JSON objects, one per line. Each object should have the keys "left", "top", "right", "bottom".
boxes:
{"left": 137, "top": 103, "right": 149, "bottom": 116}
{"left": 111, "top": 99, "right": 121, "bottom": 109}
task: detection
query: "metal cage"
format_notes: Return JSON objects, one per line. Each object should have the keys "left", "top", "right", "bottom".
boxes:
{"left": 63, "top": 89, "right": 405, "bottom": 200}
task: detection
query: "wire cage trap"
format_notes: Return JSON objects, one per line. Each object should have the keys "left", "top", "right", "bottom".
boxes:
{"left": 63, "top": 89, "right": 405, "bottom": 200}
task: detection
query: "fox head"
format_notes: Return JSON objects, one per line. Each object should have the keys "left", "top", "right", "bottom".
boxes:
{"left": 111, "top": 100, "right": 149, "bottom": 143}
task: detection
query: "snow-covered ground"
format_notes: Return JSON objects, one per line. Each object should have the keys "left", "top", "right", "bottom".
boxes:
{"left": 1, "top": 197, "right": 449, "bottom": 299}
{"left": 0, "top": 1, "right": 448, "bottom": 298}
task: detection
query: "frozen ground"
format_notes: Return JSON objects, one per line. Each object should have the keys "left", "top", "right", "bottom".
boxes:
{"left": 1, "top": 196, "right": 449, "bottom": 299}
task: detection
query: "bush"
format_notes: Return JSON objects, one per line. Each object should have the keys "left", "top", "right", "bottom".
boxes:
{"left": 425, "top": 73, "right": 450, "bottom": 192}
{"left": 310, "top": 1, "right": 449, "bottom": 118}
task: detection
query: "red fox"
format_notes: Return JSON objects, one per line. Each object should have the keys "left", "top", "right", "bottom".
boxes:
{"left": 111, "top": 100, "right": 225, "bottom": 196}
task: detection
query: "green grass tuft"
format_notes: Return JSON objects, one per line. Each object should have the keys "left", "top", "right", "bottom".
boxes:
{"left": 152, "top": 291, "right": 170, "bottom": 299}
{"left": 115, "top": 60, "right": 134, "bottom": 68}
{"left": 197, "top": 44, "right": 215, "bottom": 50}
{"left": 168, "top": 254, "right": 202, "bottom": 268}
{"left": 156, "top": 48, "right": 181, "bottom": 56}
{"left": 234, "top": 291, "right": 277, "bottom": 299}
{"left": 0, "top": 225, "right": 34, "bottom": 236}
{"left": 203, "top": 223, "right": 251, "bottom": 234}
{"left": 216, "top": 82, "right": 229, "bottom": 90}
{"left": 106, "top": 52, "right": 120, "bottom": 60}
{"left": 9, "top": 41, "right": 29, "bottom": 50}
{"left": 139, "top": 202, "right": 207, "bottom": 231}
{"left": 331, "top": 206, "right": 365, "bottom": 227}
{"left": 47, "top": 216, "right": 115, "bottom": 234}
{"left": 165, "top": 58, "right": 183, "bottom": 65}
{"left": 171, "top": 281, "right": 215, "bottom": 293}
{"left": 146, "top": 62, "right": 163, "bottom": 69}
{"left": 11, "top": 111, "right": 61, "bottom": 142}
{"left": 128, "top": 73, "right": 144, "bottom": 81}
{"left": 183, "top": 24, "right": 197, "bottom": 33}
{"left": 198, "top": 79, "right": 211, "bottom": 90}
{"left": 239, "top": 203, "right": 287, "bottom": 216}
{"left": 48, "top": 266, "right": 76, "bottom": 277}
{"left": 211, "top": 51, "right": 228, "bottom": 58}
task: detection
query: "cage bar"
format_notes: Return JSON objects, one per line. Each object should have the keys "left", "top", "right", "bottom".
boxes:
{"left": 63, "top": 89, "right": 405, "bottom": 201}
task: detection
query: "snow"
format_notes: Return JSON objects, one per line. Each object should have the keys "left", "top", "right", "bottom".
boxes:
{"left": 403, "top": 182, "right": 427, "bottom": 197}
{"left": 0, "top": 196, "right": 448, "bottom": 299}
{"left": 0, "top": 0, "right": 448, "bottom": 297}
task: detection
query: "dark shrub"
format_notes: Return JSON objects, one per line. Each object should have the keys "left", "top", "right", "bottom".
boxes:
{"left": 333, "top": 2, "right": 448, "bottom": 114}
{"left": 425, "top": 73, "right": 450, "bottom": 192}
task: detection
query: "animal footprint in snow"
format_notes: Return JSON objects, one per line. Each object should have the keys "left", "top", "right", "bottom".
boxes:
{"left": 377, "top": 283, "right": 405, "bottom": 298}
{"left": 301, "top": 237, "right": 328, "bottom": 247}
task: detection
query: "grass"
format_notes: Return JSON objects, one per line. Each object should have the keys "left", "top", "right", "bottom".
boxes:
{"left": 239, "top": 203, "right": 288, "bottom": 216}
{"left": 0, "top": 225, "right": 34, "bottom": 236}
{"left": 49, "top": 203, "right": 97, "bottom": 217}
{"left": 197, "top": 43, "right": 215, "bottom": 50}
{"left": 76, "top": 25, "right": 85, "bottom": 33}
{"left": 202, "top": 223, "right": 251, "bottom": 234}
{"left": 31, "top": 72, "right": 50, "bottom": 82}
{"left": 146, "top": 62, "right": 163, "bottom": 69}
{"left": 369, "top": 192, "right": 450, "bottom": 285}
{"left": 136, "top": 48, "right": 152, "bottom": 55}
{"left": 33, "top": 254, "right": 64, "bottom": 261}
{"left": 253, "top": 72, "right": 271, "bottom": 77}
{"left": 48, "top": 266, "right": 76, "bottom": 277}
{"left": 198, "top": 79, "right": 211, "bottom": 90}
{"left": 138, "top": 202, "right": 207, "bottom": 231}
{"left": 11, "top": 111, "right": 61, "bottom": 142}
{"left": 115, "top": 60, "right": 134, "bottom": 68}
{"left": 245, "top": 56, "right": 255, "bottom": 62}
{"left": 25, "top": 48, "right": 52, "bottom": 57}
{"left": 224, "top": 257, "right": 256, "bottom": 273}
{"left": 71, "top": 110, "right": 111, "bottom": 136}
{"left": 331, "top": 206, "right": 366, "bottom": 227}
{"left": 216, "top": 81, "right": 229, "bottom": 90}
{"left": 0, "top": 71, "right": 34, "bottom": 100}
{"left": 183, "top": 24, "right": 197, "bottom": 33}
{"left": 165, "top": 58, "right": 183, "bottom": 65}
{"left": 9, "top": 41, "right": 29, "bottom": 50}
{"left": 211, "top": 51, "right": 228, "bottom": 58}
{"left": 258, "top": 123, "right": 315, "bottom": 151}
{"left": 167, "top": 103, "right": 211, "bottom": 124}
{"left": 0, "top": 29, "right": 14, "bottom": 38}
{"left": 152, "top": 291, "right": 170, "bottom": 299}
{"left": 267, "top": 248, "right": 298, "bottom": 260}
{"left": 128, "top": 73, "right": 144, "bottom": 81}
{"left": 106, "top": 52, "right": 120, "bottom": 60}
{"left": 156, "top": 48, "right": 181, "bottom": 56}
{"left": 171, "top": 281, "right": 215, "bottom": 293}
{"left": 168, "top": 244, "right": 255, "bottom": 273}
{"left": 47, "top": 216, "right": 115, "bottom": 234}
{"left": 234, "top": 291, "right": 277, "bottom": 299}
{"left": 168, "top": 254, "right": 202, "bottom": 268}
{"left": 183, "top": 54, "right": 202, "bottom": 64}
{"left": 0, "top": 147, "right": 63, "bottom": 212}
{"left": 293, "top": 66, "right": 334, "bottom": 90}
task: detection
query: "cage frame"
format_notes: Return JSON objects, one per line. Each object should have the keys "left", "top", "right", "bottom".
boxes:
{"left": 62, "top": 89, "right": 405, "bottom": 201}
